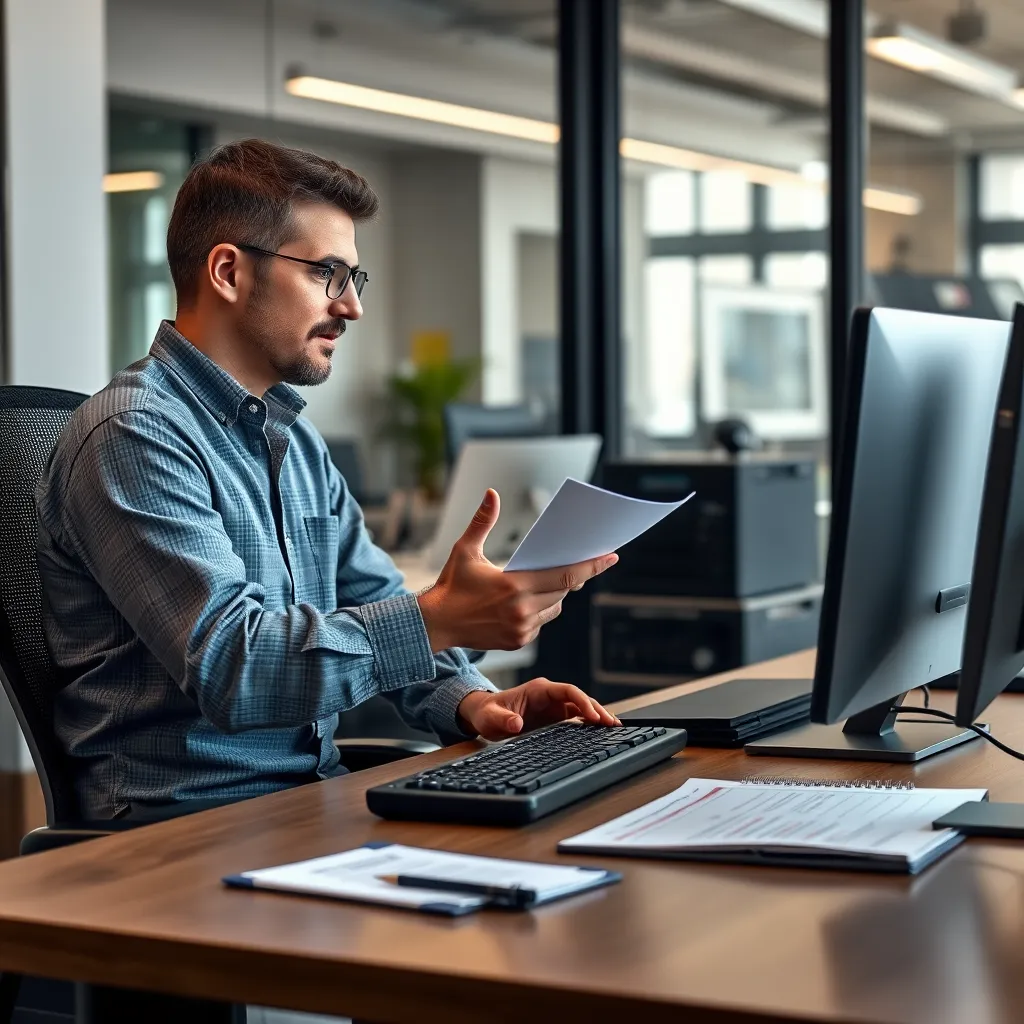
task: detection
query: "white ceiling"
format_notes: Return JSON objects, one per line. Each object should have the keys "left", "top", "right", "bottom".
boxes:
{"left": 365, "top": 0, "right": 1024, "bottom": 150}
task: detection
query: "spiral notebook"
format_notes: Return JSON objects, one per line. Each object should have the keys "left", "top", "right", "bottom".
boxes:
{"left": 558, "top": 777, "right": 988, "bottom": 874}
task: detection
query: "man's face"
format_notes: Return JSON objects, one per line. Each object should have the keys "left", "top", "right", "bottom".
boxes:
{"left": 238, "top": 202, "right": 363, "bottom": 388}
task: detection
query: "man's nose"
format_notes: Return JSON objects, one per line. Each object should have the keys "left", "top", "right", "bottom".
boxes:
{"left": 329, "top": 288, "right": 362, "bottom": 321}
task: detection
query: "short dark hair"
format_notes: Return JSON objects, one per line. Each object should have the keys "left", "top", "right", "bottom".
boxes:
{"left": 167, "top": 138, "right": 380, "bottom": 305}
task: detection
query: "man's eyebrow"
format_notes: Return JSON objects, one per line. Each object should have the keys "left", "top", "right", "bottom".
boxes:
{"left": 319, "top": 253, "right": 358, "bottom": 267}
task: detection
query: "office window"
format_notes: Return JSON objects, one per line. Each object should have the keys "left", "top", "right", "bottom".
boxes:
{"left": 864, "top": 9, "right": 1024, "bottom": 319}
{"left": 768, "top": 181, "right": 828, "bottom": 231}
{"left": 980, "top": 245, "right": 1024, "bottom": 293}
{"left": 645, "top": 171, "right": 695, "bottom": 237}
{"left": 621, "top": 0, "right": 827, "bottom": 454}
{"left": 108, "top": 111, "right": 199, "bottom": 372}
{"left": 765, "top": 253, "right": 829, "bottom": 290}
{"left": 642, "top": 257, "right": 695, "bottom": 438}
{"left": 699, "top": 172, "right": 752, "bottom": 234}
{"left": 981, "top": 153, "right": 1024, "bottom": 222}
{"left": 699, "top": 255, "right": 753, "bottom": 286}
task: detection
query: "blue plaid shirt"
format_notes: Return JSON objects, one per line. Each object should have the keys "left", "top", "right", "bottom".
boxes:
{"left": 36, "top": 322, "right": 493, "bottom": 818}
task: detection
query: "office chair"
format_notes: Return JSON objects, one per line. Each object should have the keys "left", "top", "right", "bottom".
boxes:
{"left": 0, "top": 384, "right": 439, "bottom": 1022}
{"left": 0, "top": 384, "right": 438, "bottom": 852}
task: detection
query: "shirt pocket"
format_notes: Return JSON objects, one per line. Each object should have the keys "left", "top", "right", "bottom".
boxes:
{"left": 300, "top": 515, "right": 341, "bottom": 610}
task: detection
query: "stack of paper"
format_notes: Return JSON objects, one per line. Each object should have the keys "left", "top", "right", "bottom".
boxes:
{"left": 558, "top": 778, "right": 988, "bottom": 874}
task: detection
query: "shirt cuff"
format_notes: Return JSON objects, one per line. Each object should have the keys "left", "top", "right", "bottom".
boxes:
{"left": 424, "top": 669, "right": 497, "bottom": 744}
{"left": 356, "top": 592, "right": 437, "bottom": 691}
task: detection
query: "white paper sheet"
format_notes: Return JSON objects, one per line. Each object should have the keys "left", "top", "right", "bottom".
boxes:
{"left": 226, "top": 843, "right": 616, "bottom": 915}
{"left": 559, "top": 778, "right": 988, "bottom": 861}
{"left": 503, "top": 477, "right": 693, "bottom": 572}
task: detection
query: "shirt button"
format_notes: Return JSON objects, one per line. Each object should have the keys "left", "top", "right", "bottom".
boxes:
{"left": 249, "top": 403, "right": 259, "bottom": 413}
{"left": 218, "top": 413, "right": 227, "bottom": 424}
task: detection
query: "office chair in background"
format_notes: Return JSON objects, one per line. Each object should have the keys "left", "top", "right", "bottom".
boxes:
{"left": 0, "top": 385, "right": 437, "bottom": 1022}
{"left": 443, "top": 401, "right": 547, "bottom": 466}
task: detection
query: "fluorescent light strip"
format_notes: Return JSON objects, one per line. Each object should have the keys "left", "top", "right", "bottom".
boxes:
{"left": 286, "top": 76, "right": 559, "bottom": 144}
{"left": 104, "top": 171, "right": 164, "bottom": 193}
{"left": 286, "top": 75, "right": 920, "bottom": 215}
{"left": 863, "top": 187, "right": 922, "bottom": 217}
{"left": 868, "top": 22, "right": 1019, "bottom": 99}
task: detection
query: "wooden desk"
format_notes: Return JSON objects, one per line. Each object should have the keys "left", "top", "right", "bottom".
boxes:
{"left": 2, "top": 649, "right": 1024, "bottom": 1024}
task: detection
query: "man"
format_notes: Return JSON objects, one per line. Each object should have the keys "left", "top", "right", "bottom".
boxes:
{"left": 35, "top": 139, "right": 619, "bottom": 821}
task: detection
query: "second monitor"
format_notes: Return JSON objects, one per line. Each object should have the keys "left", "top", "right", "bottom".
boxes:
{"left": 748, "top": 306, "right": 1012, "bottom": 762}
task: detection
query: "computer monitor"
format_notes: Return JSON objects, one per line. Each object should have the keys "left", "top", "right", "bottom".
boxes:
{"left": 427, "top": 435, "right": 602, "bottom": 571}
{"left": 700, "top": 285, "right": 827, "bottom": 441}
{"left": 957, "top": 303, "right": 1024, "bottom": 728}
{"left": 443, "top": 402, "right": 547, "bottom": 465}
{"left": 747, "top": 307, "right": 1011, "bottom": 762}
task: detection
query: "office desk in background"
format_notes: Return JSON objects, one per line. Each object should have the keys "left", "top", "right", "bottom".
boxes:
{"left": 2, "top": 649, "right": 1024, "bottom": 1024}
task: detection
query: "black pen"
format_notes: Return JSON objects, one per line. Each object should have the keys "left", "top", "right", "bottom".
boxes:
{"left": 379, "top": 874, "right": 538, "bottom": 909}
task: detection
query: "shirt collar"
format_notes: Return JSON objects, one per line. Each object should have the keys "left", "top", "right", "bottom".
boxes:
{"left": 149, "top": 321, "right": 306, "bottom": 428}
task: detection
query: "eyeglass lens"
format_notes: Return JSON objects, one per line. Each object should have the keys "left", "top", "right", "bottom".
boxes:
{"left": 328, "top": 265, "right": 368, "bottom": 299}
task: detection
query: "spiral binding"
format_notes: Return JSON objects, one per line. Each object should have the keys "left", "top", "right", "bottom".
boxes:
{"left": 741, "top": 776, "right": 915, "bottom": 790}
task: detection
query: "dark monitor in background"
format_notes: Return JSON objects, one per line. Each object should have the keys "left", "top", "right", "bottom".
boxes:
{"left": 747, "top": 307, "right": 1011, "bottom": 763}
{"left": 443, "top": 402, "right": 547, "bottom": 465}
{"left": 958, "top": 303, "right": 1024, "bottom": 728}
{"left": 324, "top": 438, "right": 388, "bottom": 507}
{"left": 869, "top": 273, "right": 1023, "bottom": 322}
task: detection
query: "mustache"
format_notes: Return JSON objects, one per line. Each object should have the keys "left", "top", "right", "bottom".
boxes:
{"left": 307, "top": 319, "right": 348, "bottom": 340}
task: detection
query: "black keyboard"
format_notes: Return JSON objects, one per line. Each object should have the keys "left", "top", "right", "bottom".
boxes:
{"left": 366, "top": 722, "right": 688, "bottom": 826}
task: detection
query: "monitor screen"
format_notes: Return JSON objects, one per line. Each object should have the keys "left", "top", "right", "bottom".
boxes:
{"left": 700, "top": 286, "right": 826, "bottom": 440}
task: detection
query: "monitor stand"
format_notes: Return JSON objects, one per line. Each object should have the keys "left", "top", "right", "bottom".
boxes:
{"left": 745, "top": 691, "right": 982, "bottom": 763}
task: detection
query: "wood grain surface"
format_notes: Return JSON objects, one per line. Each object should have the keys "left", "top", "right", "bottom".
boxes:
{"left": 1, "top": 649, "right": 1024, "bottom": 1024}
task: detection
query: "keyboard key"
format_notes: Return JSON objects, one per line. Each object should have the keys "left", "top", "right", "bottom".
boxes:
{"left": 535, "top": 759, "right": 590, "bottom": 788}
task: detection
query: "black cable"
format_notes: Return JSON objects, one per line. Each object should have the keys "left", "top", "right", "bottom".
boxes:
{"left": 893, "top": 704, "right": 1024, "bottom": 762}
{"left": 918, "top": 685, "right": 931, "bottom": 708}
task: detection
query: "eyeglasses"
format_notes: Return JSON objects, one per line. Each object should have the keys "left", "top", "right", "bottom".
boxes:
{"left": 234, "top": 243, "right": 368, "bottom": 300}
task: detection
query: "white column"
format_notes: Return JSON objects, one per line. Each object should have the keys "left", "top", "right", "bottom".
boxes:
{"left": 1, "top": 0, "right": 108, "bottom": 773}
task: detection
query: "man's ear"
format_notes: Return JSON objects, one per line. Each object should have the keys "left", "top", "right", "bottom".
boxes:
{"left": 207, "top": 243, "right": 246, "bottom": 304}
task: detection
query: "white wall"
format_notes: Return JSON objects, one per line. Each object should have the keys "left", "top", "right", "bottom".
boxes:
{"left": 2, "top": 0, "right": 108, "bottom": 773}
{"left": 518, "top": 233, "right": 558, "bottom": 339}
{"left": 480, "top": 158, "right": 558, "bottom": 404}
{"left": 391, "top": 150, "right": 483, "bottom": 384}
{"left": 481, "top": 157, "right": 646, "bottom": 414}
{"left": 7, "top": 0, "right": 109, "bottom": 393}
{"left": 866, "top": 154, "right": 965, "bottom": 276}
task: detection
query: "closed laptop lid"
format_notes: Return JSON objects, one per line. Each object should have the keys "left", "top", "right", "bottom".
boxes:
{"left": 620, "top": 677, "right": 812, "bottom": 728}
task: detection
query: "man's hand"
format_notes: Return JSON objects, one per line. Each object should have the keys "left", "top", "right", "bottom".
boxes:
{"left": 416, "top": 488, "right": 617, "bottom": 653}
{"left": 456, "top": 678, "right": 621, "bottom": 741}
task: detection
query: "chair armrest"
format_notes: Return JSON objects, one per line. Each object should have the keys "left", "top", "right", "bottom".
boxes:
{"left": 20, "top": 820, "right": 138, "bottom": 856}
{"left": 334, "top": 737, "right": 440, "bottom": 772}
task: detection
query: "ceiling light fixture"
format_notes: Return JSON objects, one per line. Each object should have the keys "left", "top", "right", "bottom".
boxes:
{"left": 867, "top": 21, "right": 1018, "bottom": 99}
{"left": 285, "top": 74, "right": 921, "bottom": 215}
{"left": 103, "top": 171, "right": 165, "bottom": 193}
{"left": 862, "top": 187, "right": 923, "bottom": 217}
{"left": 285, "top": 75, "right": 559, "bottom": 144}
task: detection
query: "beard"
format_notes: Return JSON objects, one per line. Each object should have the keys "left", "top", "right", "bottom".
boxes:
{"left": 240, "top": 286, "right": 346, "bottom": 388}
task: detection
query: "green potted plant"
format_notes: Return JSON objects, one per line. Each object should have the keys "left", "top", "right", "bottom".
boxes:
{"left": 382, "top": 356, "right": 479, "bottom": 500}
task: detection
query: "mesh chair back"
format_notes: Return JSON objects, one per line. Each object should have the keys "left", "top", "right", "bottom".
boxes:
{"left": 0, "top": 386, "right": 87, "bottom": 824}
